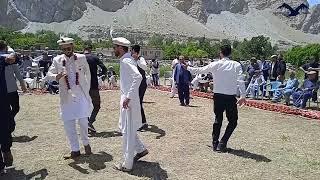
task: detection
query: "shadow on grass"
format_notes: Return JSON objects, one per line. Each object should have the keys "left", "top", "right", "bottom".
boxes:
{"left": 142, "top": 125, "right": 166, "bottom": 139}
{"left": 68, "top": 151, "right": 113, "bottom": 174}
{"left": 1, "top": 168, "right": 48, "bottom": 180}
{"left": 130, "top": 161, "right": 168, "bottom": 180}
{"left": 12, "top": 136, "right": 38, "bottom": 143}
{"left": 186, "top": 105, "right": 201, "bottom": 108}
{"left": 143, "top": 101, "right": 156, "bottom": 104}
{"left": 89, "top": 131, "right": 122, "bottom": 138}
{"left": 227, "top": 148, "right": 271, "bottom": 162}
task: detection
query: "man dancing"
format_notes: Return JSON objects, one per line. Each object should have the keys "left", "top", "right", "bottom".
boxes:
{"left": 0, "top": 52, "right": 16, "bottom": 173}
{"left": 131, "top": 45, "right": 148, "bottom": 131}
{"left": 47, "top": 37, "right": 93, "bottom": 159}
{"left": 112, "top": 37, "right": 148, "bottom": 172}
{"left": 0, "top": 43, "right": 27, "bottom": 128}
{"left": 84, "top": 45, "right": 107, "bottom": 133}
{"left": 186, "top": 45, "right": 246, "bottom": 152}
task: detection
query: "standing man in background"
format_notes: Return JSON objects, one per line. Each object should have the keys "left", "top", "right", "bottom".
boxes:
{"left": 150, "top": 59, "right": 160, "bottom": 86}
{"left": 174, "top": 56, "right": 192, "bottom": 106}
{"left": 260, "top": 58, "right": 270, "bottom": 81}
{"left": 270, "top": 54, "right": 286, "bottom": 82}
{"left": 84, "top": 45, "right": 107, "bottom": 133}
{"left": 170, "top": 57, "right": 179, "bottom": 98}
{"left": 131, "top": 45, "right": 149, "bottom": 131}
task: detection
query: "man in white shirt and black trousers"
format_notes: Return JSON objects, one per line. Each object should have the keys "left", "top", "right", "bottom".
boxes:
{"left": 131, "top": 45, "right": 149, "bottom": 131}
{"left": 186, "top": 45, "right": 246, "bottom": 152}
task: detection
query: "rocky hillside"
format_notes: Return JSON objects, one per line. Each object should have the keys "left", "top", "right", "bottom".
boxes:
{"left": 169, "top": 0, "right": 320, "bottom": 35}
{"left": 0, "top": 0, "right": 320, "bottom": 46}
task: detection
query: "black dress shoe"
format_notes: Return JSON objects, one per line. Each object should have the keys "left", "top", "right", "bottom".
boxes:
{"left": 212, "top": 141, "right": 219, "bottom": 151}
{"left": 88, "top": 123, "right": 96, "bottom": 133}
{"left": 216, "top": 143, "right": 227, "bottom": 153}
{"left": 138, "top": 124, "right": 148, "bottom": 131}
{"left": 64, "top": 151, "right": 81, "bottom": 160}
{"left": 134, "top": 149, "right": 149, "bottom": 162}
{"left": 3, "top": 151, "right": 13, "bottom": 167}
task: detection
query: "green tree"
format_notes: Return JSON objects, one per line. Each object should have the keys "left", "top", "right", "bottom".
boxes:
{"left": 195, "top": 49, "right": 208, "bottom": 58}
{"left": 148, "top": 35, "right": 164, "bottom": 48}
{"left": 284, "top": 44, "right": 320, "bottom": 66}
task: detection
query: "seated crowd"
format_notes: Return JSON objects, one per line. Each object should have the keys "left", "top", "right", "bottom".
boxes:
{"left": 244, "top": 55, "right": 320, "bottom": 109}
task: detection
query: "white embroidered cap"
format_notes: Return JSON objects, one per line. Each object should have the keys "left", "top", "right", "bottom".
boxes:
{"left": 57, "top": 37, "right": 74, "bottom": 46}
{"left": 112, "top": 37, "right": 131, "bottom": 47}
{"left": 7, "top": 46, "right": 14, "bottom": 53}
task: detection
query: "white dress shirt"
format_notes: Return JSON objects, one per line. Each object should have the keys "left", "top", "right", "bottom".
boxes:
{"left": 187, "top": 57, "right": 246, "bottom": 98}
{"left": 137, "top": 57, "right": 147, "bottom": 71}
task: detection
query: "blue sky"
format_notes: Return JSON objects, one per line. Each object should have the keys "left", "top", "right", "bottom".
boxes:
{"left": 308, "top": 0, "right": 319, "bottom": 6}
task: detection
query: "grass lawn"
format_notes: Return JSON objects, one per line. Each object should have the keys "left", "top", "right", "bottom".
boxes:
{"left": 2, "top": 89, "right": 320, "bottom": 180}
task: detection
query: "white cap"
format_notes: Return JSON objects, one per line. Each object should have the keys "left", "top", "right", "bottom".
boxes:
{"left": 112, "top": 37, "right": 131, "bottom": 47}
{"left": 7, "top": 46, "right": 14, "bottom": 53}
{"left": 57, "top": 37, "right": 74, "bottom": 46}
{"left": 271, "top": 55, "right": 277, "bottom": 58}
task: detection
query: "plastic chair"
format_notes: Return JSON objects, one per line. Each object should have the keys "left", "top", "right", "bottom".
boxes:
{"left": 308, "top": 89, "right": 320, "bottom": 110}
{"left": 266, "top": 81, "right": 282, "bottom": 99}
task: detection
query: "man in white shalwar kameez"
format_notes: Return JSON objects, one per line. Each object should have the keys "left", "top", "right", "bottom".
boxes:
{"left": 170, "top": 58, "right": 179, "bottom": 98}
{"left": 112, "top": 37, "right": 148, "bottom": 172}
{"left": 47, "top": 37, "right": 93, "bottom": 159}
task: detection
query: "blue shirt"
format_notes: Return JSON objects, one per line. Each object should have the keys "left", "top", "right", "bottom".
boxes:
{"left": 302, "top": 79, "right": 318, "bottom": 92}
{"left": 174, "top": 63, "right": 192, "bottom": 85}
{"left": 284, "top": 78, "right": 299, "bottom": 90}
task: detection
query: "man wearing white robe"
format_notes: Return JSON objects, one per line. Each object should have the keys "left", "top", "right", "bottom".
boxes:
{"left": 170, "top": 58, "right": 179, "bottom": 98}
{"left": 112, "top": 37, "right": 148, "bottom": 172}
{"left": 47, "top": 37, "right": 93, "bottom": 159}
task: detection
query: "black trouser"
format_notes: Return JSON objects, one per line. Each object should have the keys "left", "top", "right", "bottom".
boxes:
{"left": 89, "top": 89, "right": 101, "bottom": 124}
{"left": 139, "top": 81, "right": 147, "bottom": 124}
{"left": 8, "top": 91, "right": 20, "bottom": 119}
{"left": 177, "top": 83, "right": 190, "bottom": 105}
{"left": 152, "top": 74, "right": 159, "bottom": 86}
{"left": 0, "top": 133, "right": 12, "bottom": 170}
{"left": 0, "top": 114, "right": 14, "bottom": 170}
{"left": 213, "top": 93, "right": 238, "bottom": 144}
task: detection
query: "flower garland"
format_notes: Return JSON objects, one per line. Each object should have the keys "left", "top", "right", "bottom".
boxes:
{"left": 62, "top": 54, "right": 79, "bottom": 97}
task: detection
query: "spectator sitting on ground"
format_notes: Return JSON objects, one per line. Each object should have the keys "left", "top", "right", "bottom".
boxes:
{"left": 271, "top": 70, "right": 299, "bottom": 105}
{"left": 292, "top": 71, "right": 319, "bottom": 109}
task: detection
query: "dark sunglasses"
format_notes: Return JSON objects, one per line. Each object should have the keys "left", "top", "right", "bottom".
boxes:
{"left": 62, "top": 47, "right": 73, "bottom": 51}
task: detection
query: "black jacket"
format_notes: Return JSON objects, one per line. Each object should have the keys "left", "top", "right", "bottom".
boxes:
{"left": 0, "top": 57, "right": 13, "bottom": 144}
{"left": 271, "top": 60, "right": 286, "bottom": 79}
{"left": 85, "top": 53, "right": 107, "bottom": 90}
